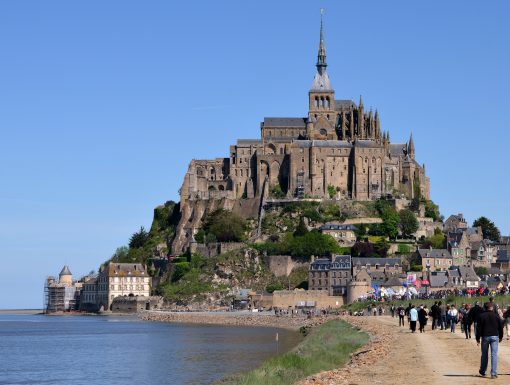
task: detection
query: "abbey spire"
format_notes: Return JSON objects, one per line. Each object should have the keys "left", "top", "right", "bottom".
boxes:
{"left": 310, "top": 9, "right": 332, "bottom": 91}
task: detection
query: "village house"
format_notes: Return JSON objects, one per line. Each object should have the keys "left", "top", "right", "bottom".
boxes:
{"left": 443, "top": 213, "right": 468, "bottom": 233}
{"left": 447, "top": 231, "right": 471, "bottom": 266}
{"left": 492, "top": 250, "right": 510, "bottom": 273}
{"left": 471, "top": 239, "right": 498, "bottom": 267}
{"left": 416, "top": 248, "right": 453, "bottom": 272}
{"left": 352, "top": 257, "right": 402, "bottom": 276}
{"left": 309, "top": 255, "right": 352, "bottom": 296}
{"left": 319, "top": 223, "right": 356, "bottom": 245}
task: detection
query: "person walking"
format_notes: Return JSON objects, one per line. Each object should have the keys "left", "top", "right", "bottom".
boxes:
{"left": 471, "top": 301, "right": 483, "bottom": 339}
{"left": 449, "top": 305, "right": 458, "bottom": 333}
{"left": 418, "top": 305, "right": 428, "bottom": 333}
{"left": 410, "top": 305, "right": 418, "bottom": 333}
{"left": 463, "top": 303, "right": 473, "bottom": 339}
{"left": 477, "top": 302, "right": 504, "bottom": 379}
{"left": 439, "top": 301, "right": 447, "bottom": 330}
{"left": 397, "top": 305, "right": 405, "bottom": 327}
{"left": 503, "top": 305, "right": 510, "bottom": 340}
{"left": 430, "top": 301, "right": 439, "bottom": 330}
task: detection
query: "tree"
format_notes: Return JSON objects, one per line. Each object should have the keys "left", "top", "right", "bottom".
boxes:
{"left": 203, "top": 209, "right": 248, "bottom": 242}
{"left": 112, "top": 246, "right": 129, "bottom": 262}
{"left": 473, "top": 216, "right": 501, "bottom": 242}
{"left": 424, "top": 200, "right": 441, "bottom": 221}
{"left": 399, "top": 209, "right": 419, "bottom": 237}
{"left": 422, "top": 233, "right": 445, "bottom": 249}
{"left": 381, "top": 208, "right": 399, "bottom": 239}
{"left": 327, "top": 184, "right": 336, "bottom": 199}
{"left": 129, "top": 226, "right": 149, "bottom": 249}
{"left": 285, "top": 230, "right": 340, "bottom": 259}
{"left": 474, "top": 266, "right": 488, "bottom": 276}
{"left": 293, "top": 217, "right": 309, "bottom": 237}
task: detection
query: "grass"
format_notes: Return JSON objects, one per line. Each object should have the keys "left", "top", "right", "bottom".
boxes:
{"left": 216, "top": 320, "right": 369, "bottom": 385}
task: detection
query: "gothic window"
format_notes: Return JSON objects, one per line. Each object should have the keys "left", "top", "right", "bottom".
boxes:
{"left": 280, "top": 147, "right": 284, "bottom": 154}
{"left": 315, "top": 97, "right": 319, "bottom": 108}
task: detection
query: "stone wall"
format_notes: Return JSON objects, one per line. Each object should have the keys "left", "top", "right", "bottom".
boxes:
{"left": 111, "top": 296, "right": 163, "bottom": 313}
{"left": 267, "top": 255, "right": 309, "bottom": 277}
{"left": 272, "top": 289, "right": 344, "bottom": 308}
{"left": 191, "top": 242, "right": 245, "bottom": 258}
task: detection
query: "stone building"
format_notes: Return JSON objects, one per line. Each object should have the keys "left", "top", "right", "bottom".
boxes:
{"left": 416, "top": 248, "right": 453, "bottom": 272}
{"left": 309, "top": 255, "right": 352, "bottom": 296}
{"left": 172, "top": 14, "right": 430, "bottom": 253}
{"left": 447, "top": 231, "right": 471, "bottom": 266}
{"left": 319, "top": 223, "right": 356, "bottom": 245}
{"left": 84, "top": 263, "right": 151, "bottom": 312}
{"left": 352, "top": 257, "right": 402, "bottom": 276}
{"left": 443, "top": 213, "right": 468, "bottom": 233}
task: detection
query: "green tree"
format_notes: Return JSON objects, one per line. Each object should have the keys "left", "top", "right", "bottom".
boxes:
{"left": 203, "top": 209, "right": 248, "bottom": 242}
{"left": 327, "top": 185, "right": 336, "bottom": 199}
{"left": 474, "top": 266, "right": 488, "bottom": 276}
{"left": 424, "top": 200, "right": 441, "bottom": 221}
{"left": 265, "top": 282, "right": 284, "bottom": 293}
{"left": 286, "top": 230, "right": 340, "bottom": 259}
{"left": 129, "top": 226, "right": 149, "bottom": 249}
{"left": 294, "top": 217, "right": 309, "bottom": 237}
{"left": 423, "top": 233, "right": 445, "bottom": 249}
{"left": 473, "top": 216, "right": 501, "bottom": 242}
{"left": 381, "top": 209, "right": 399, "bottom": 239}
{"left": 399, "top": 209, "right": 419, "bottom": 237}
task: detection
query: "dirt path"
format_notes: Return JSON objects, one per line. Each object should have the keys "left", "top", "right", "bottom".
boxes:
{"left": 297, "top": 316, "right": 510, "bottom": 385}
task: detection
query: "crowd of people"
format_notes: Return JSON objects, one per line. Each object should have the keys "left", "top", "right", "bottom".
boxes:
{"left": 389, "top": 298, "right": 510, "bottom": 379}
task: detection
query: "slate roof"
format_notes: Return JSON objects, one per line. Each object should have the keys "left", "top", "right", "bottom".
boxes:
{"left": 59, "top": 265, "right": 72, "bottom": 276}
{"left": 105, "top": 263, "right": 147, "bottom": 277}
{"left": 334, "top": 99, "right": 356, "bottom": 109}
{"left": 496, "top": 250, "right": 510, "bottom": 263}
{"left": 263, "top": 118, "right": 307, "bottom": 127}
{"left": 330, "top": 255, "right": 351, "bottom": 269}
{"left": 354, "top": 140, "right": 379, "bottom": 148}
{"left": 430, "top": 271, "right": 448, "bottom": 287}
{"left": 384, "top": 276, "right": 404, "bottom": 287}
{"left": 389, "top": 143, "right": 407, "bottom": 156}
{"left": 311, "top": 71, "right": 333, "bottom": 91}
{"left": 458, "top": 266, "right": 480, "bottom": 281}
{"left": 417, "top": 249, "right": 452, "bottom": 259}
{"left": 487, "top": 267, "right": 503, "bottom": 275}
{"left": 447, "top": 268, "right": 460, "bottom": 278}
{"left": 320, "top": 224, "right": 356, "bottom": 231}
{"left": 296, "top": 140, "right": 353, "bottom": 149}
{"left": 310, "top": 258, "right": 331, "bottom": 270}
{"left": 499, "top": 236, "right": 510, "bottom": 245}
{"left": 352, "top": 257, "right": 401, "bottom": 266}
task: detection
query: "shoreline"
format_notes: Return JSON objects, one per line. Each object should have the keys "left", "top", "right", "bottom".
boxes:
{"left": 139, "top": 310, "right": 330, "bottom": 330}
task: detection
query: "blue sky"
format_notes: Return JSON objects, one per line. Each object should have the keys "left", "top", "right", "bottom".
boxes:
{"left": 1, "top": 1, "right": 509, "bottom": 309}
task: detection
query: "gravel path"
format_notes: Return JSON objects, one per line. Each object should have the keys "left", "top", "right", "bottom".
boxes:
{"left": 297, "top": 315, "right": 510, "bottom": 385}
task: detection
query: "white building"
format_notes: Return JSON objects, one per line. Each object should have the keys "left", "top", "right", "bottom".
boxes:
{"left": 96, "top": 263, "right": 151, "bottom": 311}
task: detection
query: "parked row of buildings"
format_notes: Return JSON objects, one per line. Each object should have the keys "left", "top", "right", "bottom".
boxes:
{"left": 44, "top": 263, "right": 151, "bottom": 313}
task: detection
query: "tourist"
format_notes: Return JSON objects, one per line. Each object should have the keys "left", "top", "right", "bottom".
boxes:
{"left": 390, "top": 304, "right": 396, "bottom": 318}
{"left": 430, "top": 301, "right": 439, "bottom": 330}
{"left": 503, "top": 305, "right": 510, "bottom": 340}
{"left": 488, "top": 297, "right": 500, "bottom": 316}
{"left": 409, "top": 305, "right": 418, "bottom": 333}
{"left": 405, "top": 303, "right": 412, "bottom": 329}
{"left": 459, "top": 303, "right": 466, "bottom": 333}
{"left": 397, "top": 305, "right": 405, "bottom": 327}
{"left": 462, "top": 303, "right": 473, "bottom": 339}
{"left": 448, "top": 305, "right": 458, "bottom": 333}
{"left": 418, "top": 305, "right": 428, "bottom": 333}
{"left": 439, "top": 301, "right": 447, "bottom": 330}
{"left": 471, "top": 301, "right": 483, "bottom": 339}
{"left": 477, "top": 302, "right": 504, "bottom": 379}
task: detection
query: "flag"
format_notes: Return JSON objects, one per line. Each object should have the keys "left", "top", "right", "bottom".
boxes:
{"left": 275, "top": 333, "right": 279, "bottom": 342}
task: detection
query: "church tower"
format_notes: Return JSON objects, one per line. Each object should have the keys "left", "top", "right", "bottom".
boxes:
{"left": 308, "top": 10, "right": 336, "bottom": 140}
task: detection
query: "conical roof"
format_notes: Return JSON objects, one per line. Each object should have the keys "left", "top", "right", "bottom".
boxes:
{"left": 59, "top": 265, "right": 72, "bottom": 276}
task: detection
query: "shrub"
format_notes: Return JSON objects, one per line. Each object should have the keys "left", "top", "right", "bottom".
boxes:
{"left": 203, "top": 209, "right": 247, "bottom": 242}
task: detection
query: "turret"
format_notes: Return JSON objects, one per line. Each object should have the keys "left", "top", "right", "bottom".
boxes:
{"left": 408, "top": 133, "right": 415, "bottom": 159}
{"left": 358, "top": 95, "right": 364, "bottom": 137}
{"left": 59, "top": 265, "right": 73, "bottom": 286}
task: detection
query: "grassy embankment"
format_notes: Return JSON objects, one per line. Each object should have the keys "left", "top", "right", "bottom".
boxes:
{"left": 216, "top": 319, "right": 369, "bottom": 385}
{"left": 343, "top": 295, "right": 510, "bottom": 313}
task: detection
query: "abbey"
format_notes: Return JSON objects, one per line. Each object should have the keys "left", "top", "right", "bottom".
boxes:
{"left": 174, "top": 16, "right": 429, "bottom": 253}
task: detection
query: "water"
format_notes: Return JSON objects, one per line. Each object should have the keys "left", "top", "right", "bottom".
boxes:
{"left": 0, "top": 314, "right": 300, "bottom": 385}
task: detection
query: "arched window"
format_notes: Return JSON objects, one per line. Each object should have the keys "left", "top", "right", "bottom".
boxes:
{"left": 315, "top": 97, "right": 319, "bottom": 108}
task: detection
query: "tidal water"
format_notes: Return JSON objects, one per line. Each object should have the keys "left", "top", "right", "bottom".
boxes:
{"left": 0, "top": 313, "right": 300, "bottom": 385}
